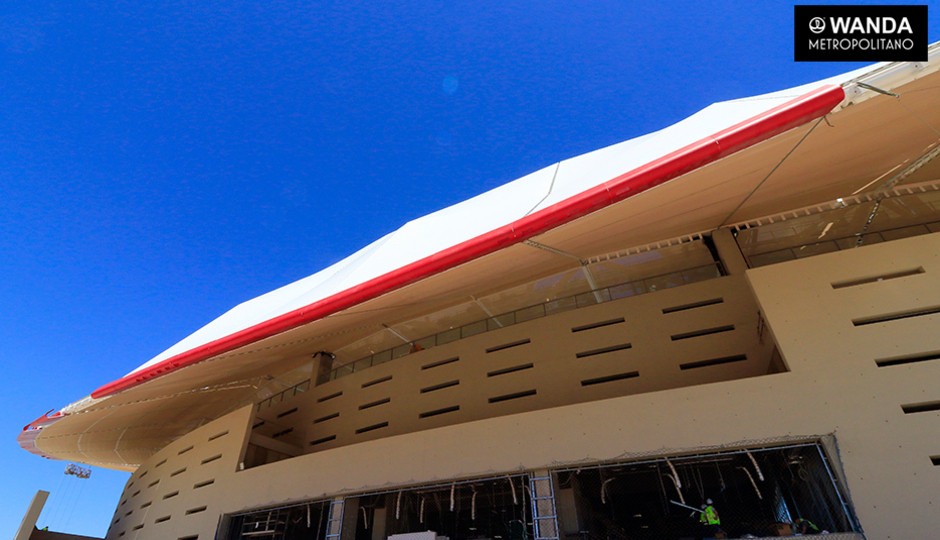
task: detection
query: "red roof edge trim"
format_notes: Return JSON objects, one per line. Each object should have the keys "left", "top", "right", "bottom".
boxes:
{"left": 90, "top": 84, "right": 844, "bottom": 400}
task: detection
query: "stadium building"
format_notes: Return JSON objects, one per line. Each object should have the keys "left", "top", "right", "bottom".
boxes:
{"left": 18, "top": 48, "right": 940, "bottom": 540}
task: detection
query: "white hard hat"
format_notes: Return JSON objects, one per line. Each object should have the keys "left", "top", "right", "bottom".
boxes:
{"left": 706, "top": 499, "right": 713, "bottom": 505}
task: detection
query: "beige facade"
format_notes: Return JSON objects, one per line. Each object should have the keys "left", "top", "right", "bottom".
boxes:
{"left": 102, "top": 230, "right": 940, "bottom": 540}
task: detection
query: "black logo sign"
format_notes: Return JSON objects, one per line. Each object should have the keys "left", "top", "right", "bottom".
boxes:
{"left": 795, "top": 5, "right": 928, "bottom": 62}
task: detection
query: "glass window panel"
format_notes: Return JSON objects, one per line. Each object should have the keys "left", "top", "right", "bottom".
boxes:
{"left": 295, "top": 380, "right": 310, "bottom": 393}
{"left": 436, "top": 328, "right": 460, "bottom": 345}
{"left": 461, "top": 320, "right": 487, "bottom": 339}
{"left": 487, "top": 312, "right": 515, "bottom": 331}
{"left": 748, "top": 249, "right": 796, "bottom": 268}
{"left": 372, "top": 350, "right": 392, "bottom": 365}
{"left": 351, "top": 357, "right": 371, "bottom": 372}
{"left": 414, "top": 336, "right": 435, "bottom": 351}
{"left": 880, "top": 224, "right": 930, "bottom": 241}
{"left": 515, "top": 304, "right": 546, "bottom": 323}
{"left": 608, "top": 281, "right": 645, "bottom": 299}
{"left": 392, "top": 344, "right": 410, "bottom": 359}
{"left": 794, "top": 241, "right": 839, "bottom": 258}
{"left": 682, "top": 264, "right": 721, "bottom": 284}
{"left": 928, "top": 221, "right": 940, "bottom": 233}
{"left": 544, "top": 296, "right": 577, "bottom": 315}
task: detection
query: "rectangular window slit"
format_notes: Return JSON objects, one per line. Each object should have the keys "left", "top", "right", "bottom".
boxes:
{"left": 356, "top": 422, "right": 389, "bottom": 434}
{"left": 311, "top": 435, "right": 337, "bottom": 446}
{"left": 359, "top": 398, "right": 390, "bottom": 410}
{"left": 581, "top": 371, "right": 639, "bottom": 386}
{"left": 662, "top": 298, "right": 723, "bottom": 314}
{"left": 876, "top": 351, "right": 940, "bottom": 367}
{"left": 178, "top": 536, "right": 199, "bottom": 540}
{"left": 178, "top": 445, "right": 194, "bottom": 455}
{"left": 155, "top": 516, "right": 171, "bottom": 524}
{"left": 194, "top": 479, "right": 215, "bottom": 489}
{"left": 140, "top": 470, "right": 148, "bottom": 478}
{"left": 163, "top": 491, "right": 179, "bottom": 500}
{"left": 125, "top": 510, "right": 133, "bottom": 517}
{"left": 314, "top": 412, "right": 339, "bottom": 424}
{"left": 931, "top": 456, "right": 940, "bottom": 466}
{"left": 276, "top": 407, "right": 298, "bottom": 419}
{"left": 422, "top": 357, "right": 459, "bottom": 370}
{"left": 133, "top": 490, "right": 140, "bottom": 497}
{"left": 362, "top": 375, "right": 392, "bottom": 388}
{"left": 119, "top": 532, "right": 125, "bottom": 537}
{"left": 155, "top": 459, "right": 166, "bottom": 468}
{"left": 318, "top": 391, "right": 343, "bottom": 403}
{"left": 186, "top": 506, "right": 208, "bottom": 515}
{"left": 486, "top": 339, "right": 531, "bottom": 353}
{"left": 576, "top": 343, "right": 632, "bottom": 358}
{"left": 680, "top": 354, "right": 748, "bottom": 370}
{"left": 853, "top": 305, "right": 940, "bottom": 326}
{"left": 170, "top": 468, "right": 186, "bottom": 477}
{"left": 420, "top": 406, "right": 460, "bottom": 418}
{"left": 487, "top": 363, "right": 534, "bottom": 377}
{"left": 272, "top": 428, "right": 294, "bottom": 438}
{"left": 252, "top": 421, "right": 265, "bottom": 429}
{"left": 420, "top": 380, "right": 459, "bottom": 393}
{"left": 133, "top": 525, "right": 144, "bottom": 531}
{"left": 148, "top": 480, "right": 160, "bottom": 488}
{"left": 208, "top": 430, "right": 229, "bottom": 442}
{"left": 489, "top": 389, "right": 537, "bottom": 403}
{"left": 572, "top": 318, "right": 625, "bottom": 333}
{"left": 901, "top": 401, "right": 940, "bottom": 414}
{"left": 201, "top": 454, "right": 222, "bottom": 465}
{"left": 832, "top": 267, "right": 925, "bottom": 289}
{"left": 141, "top": 502, "right": 151, "bottom": 509}
{"left": 670, "top": 325, "right": 735, "bottom": 341}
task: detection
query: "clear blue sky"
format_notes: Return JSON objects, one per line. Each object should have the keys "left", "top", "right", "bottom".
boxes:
{"left": 2, "top": 1, "right": 937, "bottom": 537}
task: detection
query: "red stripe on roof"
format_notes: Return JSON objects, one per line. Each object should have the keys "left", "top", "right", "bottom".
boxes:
{"left": 90, "top": 84, "right": 844, "bottom": 400}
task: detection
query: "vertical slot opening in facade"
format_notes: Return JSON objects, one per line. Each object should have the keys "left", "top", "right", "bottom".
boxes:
{"left": 853, "top": 306, "right": 940, "bottom": 326}
{"left": 901, "top": 401, "right": 940, "bottom": 414}
{"left": 422, "top": 357, "right": 459, "bottom": 370}
{"left": 876, "top": 351, "right": 940, "bottom": 367}
{"left": 362, "top": 375, "right": 393, "bottom": 388}
{"left": 670, "top": 325, "right": 735, "bottom": 341}
{"left": 359, "top": 398, "right": 391, "bottom": 410}
{"left": 662, "top": 298, "right": 723, "bottom": 314}
{"left": 318, "top": 391, "right": 343, "bottom": 403}
{"left": 420, "top": 380, "right": 459, "bottom": 393}
{"left": 178, "top": 445, "right": 194, "bottom": 455}
{"left": 419, "top": 405, "right": 460, "bottom": 418}
{"left": 310, "top": 435, "right": 337, "bottom": 446}
{"left": 831, "top": 267, "right": 925, "bottom": 289}
{"left": 201, "top": 454, "right": 222, "bottom": 465}
{"left": 170, "top": 468, "right": 187, "bottom": 477}
{"left": 194, "top": 479, "right": 215, "bottom": 489}
{"left": 155, "top": 516, "right": 171, "bottom": 524}
{"left": 679, "top": 354, "right": 747, "bottom": 370}
{"left": 356, "top": 422, "right": 389, "bottom": 434}
{"left": 576, "top": 343, "right": 632, "bottom": 358}
{"left": 276, "top": 407, "right": 298, "bottom": 419}
{"left": 314, "top": 412, "right": 339, "bottom": 424}
{"left": 186, "top": 506, "right": 208, "bottom": 515}
{"left": 487, "top": 363, "right": 534, "bottom": 377}
{"left": 571, "top": 318, "right": 625, "bottom": 333}
{"left": 486, "top": 339, "right": 531, "bottom": 353}
{"left": 489, "top": 389, "right": 537, "bottom": 403}
{"left": 208, "top": 430, "right": 229, "bottom": 441}
{"left": 581, "top": 371, "right": 639, "bottom": 386}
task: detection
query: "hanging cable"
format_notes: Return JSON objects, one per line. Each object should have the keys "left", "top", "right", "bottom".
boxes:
{"left": 666, "top": 474, "right": 685, "bottom": 505}
{"left": 665, "top": 459, "right": 681, "bottom": 489}
{"left": 507, "top": 476, "right": 518, "bottom": 505}
{"left": 737, "top": 467, "right": 762, "bottom": 500}
{"left": 747, "top": 451, "right": 765, "bottom": 481}
{"left": 396, "top": 491, "right": 402, "bottom": 520}
{"left": 450, "top": 483, "right": 455, "bottom": 511}
{"left": 420, "top": 497, "right": 425, "bottom": 524}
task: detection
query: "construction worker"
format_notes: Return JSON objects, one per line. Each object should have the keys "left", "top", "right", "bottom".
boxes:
{"left": 794, "top": 518, "right": 820, "bottom": 534}
{"left": 699, "top": 499, "right": 722, "bottom": 537}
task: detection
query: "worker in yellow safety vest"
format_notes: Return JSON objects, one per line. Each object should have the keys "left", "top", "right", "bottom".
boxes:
{"left": 699, "top": 499, "right": 721, "bottom": 536}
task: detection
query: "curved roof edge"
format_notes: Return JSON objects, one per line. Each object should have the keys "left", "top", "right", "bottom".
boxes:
{"left": 89, "top": 83, "right": 844, "bottom": 400}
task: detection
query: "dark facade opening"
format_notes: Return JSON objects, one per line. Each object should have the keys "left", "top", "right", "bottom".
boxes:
{"left": 345, "top": 476, "right": 533, "bottom": 540}
{"left": 554, "top": 443, "right": 856, "bottom": 540}
{"left": 226, "top": 500, "right": 331, "bottom": 540}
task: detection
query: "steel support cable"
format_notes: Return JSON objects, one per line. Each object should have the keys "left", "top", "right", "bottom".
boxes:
{"left": 718, "top": 116, "right": 827, "bottom": 228}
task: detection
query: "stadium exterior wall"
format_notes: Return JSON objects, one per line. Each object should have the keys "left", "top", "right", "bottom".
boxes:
{"left": 103, "top": 231, "right": 940, "bottom": 540}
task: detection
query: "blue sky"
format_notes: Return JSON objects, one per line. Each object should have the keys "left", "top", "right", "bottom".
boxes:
{"left": 2, "top": 1, "right": 937, "bottom": 537}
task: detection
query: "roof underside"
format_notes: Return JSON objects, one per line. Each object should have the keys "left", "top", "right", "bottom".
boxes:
{"left": 22, "top": 53, "right": 940, "bottom": 470}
